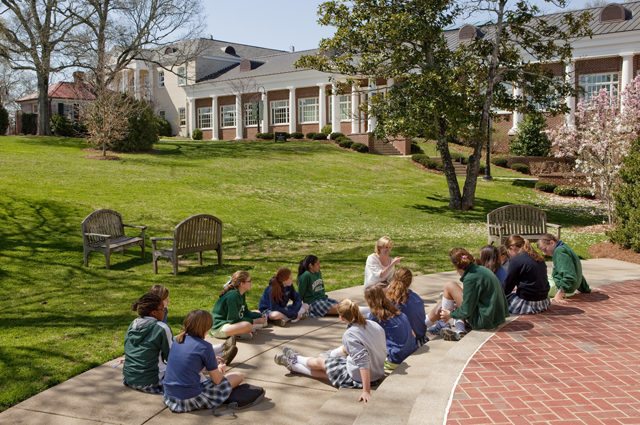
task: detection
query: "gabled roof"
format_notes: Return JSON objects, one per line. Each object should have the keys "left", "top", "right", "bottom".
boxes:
{"left": 17, "top": 81, "right": 96, "bottom": 102}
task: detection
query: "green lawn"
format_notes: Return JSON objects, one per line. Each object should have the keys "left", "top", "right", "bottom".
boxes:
{"left": 0, "top": 136, "right": 605, "bottom": 410}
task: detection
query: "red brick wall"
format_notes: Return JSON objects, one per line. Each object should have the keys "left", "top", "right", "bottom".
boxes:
{"left": 245, "top": 127, "right": 259, "bottom": 140}
{"left": 300, "top": 123, "right": 318, "bottom": 134}
{"left": 634, "top": 55, "right": 640, "bottom": 76}
{"left": 575, "top": 57, "right": 621, "bottom": 82}
{"left": 340, "top": 122, "right": 351, "bottom": 134}
{"left": 220, "top": 129, "right": 235, "bottom": 140}
{"left": 201, "top": 129, "right": 212, "bottom": 140}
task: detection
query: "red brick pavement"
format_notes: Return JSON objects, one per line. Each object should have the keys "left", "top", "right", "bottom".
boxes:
{"left": 447, "top": 281, "right": 640, "bottom": 425}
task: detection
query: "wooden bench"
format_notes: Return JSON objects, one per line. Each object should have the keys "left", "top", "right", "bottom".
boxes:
{"left": 487, "top": 204, "right": 560, "bottom": 245}
{"left": 151, "top": 214, "right": 223, "bottom": 275}
{"left": 82, "top": 209, "right": 146, "bottom": 269}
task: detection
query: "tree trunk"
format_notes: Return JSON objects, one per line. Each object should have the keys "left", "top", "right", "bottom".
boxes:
{"left": 37, "top": 76, "right": 50, "bottom": 136}
{"left": 436, "top": 120, "right": 463, "bottom": 209}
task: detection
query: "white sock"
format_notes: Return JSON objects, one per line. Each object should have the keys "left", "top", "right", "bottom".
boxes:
{"left": 212, "top": 343, "right": 224, "bottom": 357}
{"left": 425, "top": 318, "right": 434, "bottom": 327}
{"left": 329, "top": 347, "right": 346, "bottom": 358}
{"left": 442, "top": 297, "right": 456, "bottom": 312}
{"left": 290, "top": 362, "right": 312, "bottom": 376}
{"left": 358, "top": 306, "right": 371, "bottom": 317}
{"left": 454, "top": 320, "right": 466, "bottom": 333}
{"left": 296, "top": 356, "right": 311, "bottom": 367}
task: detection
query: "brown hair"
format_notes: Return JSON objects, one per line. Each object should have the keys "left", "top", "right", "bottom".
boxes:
{"left": 269, "top": 267, "right": 292, "bottom": 303}
{"left": 364, "top": 284, "right": 400, "bottom": 321}
{"left": 131, "top": 293, "right": 163, "bottom": 317}
{"left": 538, "top": 233, "right": 559, "bottom": 243}
{"left": 337, "top": 299, "right": 366, "bottom": 326}
{"left": 449, "top": 248, "right": 475, "bottom": 270}
{"left": 219, "top": 270, "right": 251, "bottom": 297}
{"left": 505, "top": 235, "right": 544, "bottom": 262}
{"left": 374, "top": 236, "right": 393, "bottom": 255}
{"left": 386, "top": 267, "right": 413, "bottom": 305}
{"left": 149, "top": 284, "right": 169, "bottom": 301}
{"left": 175, "top": 310, "right": 213, "bottom": 343}
{"left": 477, "top": 245, "right": 500, "bottom": 273}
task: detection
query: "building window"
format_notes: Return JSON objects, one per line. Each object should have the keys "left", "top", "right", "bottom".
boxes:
{"left": 244, "top": 102, "right": 259, "bottom": 127}
{"left": 177, "top": 66, "right": 186, "bottom": 86}
{"left": 197, "top": 106, "right": 212, "bottom": 128}
{"left": 579, "top": 72, "right": 619, "bottom": 102}
{"left": 158, "top": 70, "right": 165, "bottom": 87}
{"left": 159, "top": 110, "right": 165, "bottom": 119}
{"left": 270, "top": 99, "right": 289, "bottom": 125}
{"left": 220, "top": 104, "right": 236, "bottom": 128}
{"left": 178, "top": 107, "right": 186, "bottom": 126}
{"left": 31, "top": 104, "right": 37, "bottom": 113}
{"left": 328, "top": 95, "right": 354, "bottom": 121}
{"left": 298, "top": 97, "right": 319, "bottom": 123}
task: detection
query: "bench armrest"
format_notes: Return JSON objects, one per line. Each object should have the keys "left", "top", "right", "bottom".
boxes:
{"left": 124, "top": 224, "right": 147, "bottom": 230}
{"left": 151, "top": 237, "right": 173, "bottom": 250}
{"left": 546, "top": 223, "right": 561, "bottom": 229}
{"left": 84, "top": 232, "right": 111, "bottom": 238}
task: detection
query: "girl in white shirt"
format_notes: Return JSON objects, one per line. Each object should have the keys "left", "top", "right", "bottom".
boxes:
{"left": 364, "top": 236, "right": 403, "bottom": 288}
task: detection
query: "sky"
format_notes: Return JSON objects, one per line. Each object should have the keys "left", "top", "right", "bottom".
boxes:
{"left": 203, "top": 0, "right": 581, "bottom": 52}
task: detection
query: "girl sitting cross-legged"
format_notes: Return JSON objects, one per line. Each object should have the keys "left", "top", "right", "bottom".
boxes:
{"left": 163, "top": 310, "right": 244, "bottom": 413}
{"left": 364, "top": 284, "right": 418, "bottom": 369}
{"left": 477, "top": 245, "right": 508, "bottom": 289}
{"left": 273, "top": 299, "right": 386, "bottom": 403}
{"left": 259, "top": 267, "right": 310, "bottom": 327}
{"left": 385, "top": 268, "right": 428, "bottom": 346}
{"left": 210, "top": 270, "right": 267, "bottom": 340}
{"left": 297, "top": 255, "right": 339, "bottom": 318}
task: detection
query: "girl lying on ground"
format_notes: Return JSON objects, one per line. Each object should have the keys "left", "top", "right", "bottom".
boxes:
{"left": 297, "top": 255, "right": 339, "bottom": 317}
{"left": 259, "top": 267, "right": 309, "bottom": 327}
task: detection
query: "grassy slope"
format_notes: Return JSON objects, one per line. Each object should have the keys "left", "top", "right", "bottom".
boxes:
{"left": 0, "top": 136, "right": 604, "bottom": 410}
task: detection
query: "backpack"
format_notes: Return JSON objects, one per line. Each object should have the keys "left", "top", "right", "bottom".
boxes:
{"left": 213, "top": 384, "right": 266, "bottom": 418}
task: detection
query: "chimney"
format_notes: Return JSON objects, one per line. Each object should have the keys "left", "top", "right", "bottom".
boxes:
{"left": 290, "top": 45, "right": 295, "bottom": 52}
{"left": 72, "top": 71, "right": 85, "bottom": 84}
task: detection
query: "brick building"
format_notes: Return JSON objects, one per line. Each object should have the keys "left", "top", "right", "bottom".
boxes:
{"left": 115, "top": 2, "right": 640, "bottom": 154}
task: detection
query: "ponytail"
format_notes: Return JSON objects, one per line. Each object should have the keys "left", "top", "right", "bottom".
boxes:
{"left": 364, "top": 285, "right": 399, "bottom": 321}
{"left": 270, "top": 267, "right": 291, "bottom": 303}
{"left": 131, "top": 293, "right": 162, "bottom": 317}
{"left": 337, "top": 299, "right": 366, "bottom": 326}
{"left": 450, "top": 248, "right": 475, "bottom": 270}
{"left": 505, "top": 235, "right": 544, "bottom": 262}
{"left": 297, "top": 255, "right": 318, "bottom": 278}
{"left": 386, "top": 267, "right": 412, "bottom": 305}
{"left": 175, "top": 310, "right": 213, "bottom": 343}
{"left": 219, "top": 270, "right": 250, "bottom": 297}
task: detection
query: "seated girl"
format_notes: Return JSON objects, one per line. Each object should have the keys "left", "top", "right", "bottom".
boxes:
{"left": 163, "top": 310, "right": 244, "bottom": 413}
{"left": 273, "top": 299, "right": 386, "bottom": 403}
{"left": 385, "top": 268, "right": 428, "bottom": 346}
{"left": 210, "top": 271, "right": 267, "bottom": 340}
{"left": 426, "top": 248, "right": 508, "bottom": 341}
{"left": 503, "top": 235, "right": 551, "bottom": 314}
{"left": 123, "top": 293, "right": 171, "bottom": 394}
{"left": 259, "top": 267, "right": 309, "bottom": 327}
{"left": 364, "top": 284, "right": 417, "bottom": 367}
{"left": 364, "top": 236, "right": 403, "bottom": 288}
{"left": 477, "top": 245, "right": 507, "bottom": 289}
{"left": 297, "top": 255, "right": 339, "bottom": 317}
{"left": 149, "top": 284, "right": 170, "bottom": 323}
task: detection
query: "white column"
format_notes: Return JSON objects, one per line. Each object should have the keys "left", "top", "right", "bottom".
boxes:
{"left": 509, "top": 86, "right": 523, "bottom": 135}
{"left": 133, "top": 70, "right": 140, "bottom": 99}
{"left": 565, "top": 61, "right": 576, "bottom": 127}
{"left": 621, "top": 53, "right": 635, "bottom": 114}
{"left": 318, "top": 84, "right": 327, "bottom": 132}
{"left": 331, "top": 82, "right": 340, "bottom": 134}
{"left": 288, "top": 87, "right": 296, "bottom": 134}
{"left": 351, "top": 84, "right": 360, "bottom": 134}
{"left": 261, "top": 91, "right": 269, "bottom": 133}
{"left": 235, "top": 94, "right": 243, "bottom": 140}
{"left": 187, "top": 97, "right": 196, "bottom": 137}
{"left": 367, "top": 79, "right": 377, "bottom": 133}
{"left": 210, "top": 95, "right": 219, "bottom": 140}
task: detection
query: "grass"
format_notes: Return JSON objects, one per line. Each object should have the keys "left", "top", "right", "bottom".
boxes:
{"left": 0, "top": 135, "right": 606, "bottom": 410}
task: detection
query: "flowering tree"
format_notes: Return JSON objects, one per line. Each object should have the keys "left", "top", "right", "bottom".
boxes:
{"left": 549, "top": 77, "right": 640, "bottom": 223}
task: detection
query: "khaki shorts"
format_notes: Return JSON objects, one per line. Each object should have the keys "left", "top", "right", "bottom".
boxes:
{"left": 209, "top": 326, "right": 229, "bottom": 339}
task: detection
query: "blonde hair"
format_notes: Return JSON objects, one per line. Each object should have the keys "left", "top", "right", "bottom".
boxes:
{"left": 337, "top": 299, "right": 366, "bottom": 326}
{"left": 505, "top": 235, "right": 544, "bottom": 262}
{"left": 538, "top": 233, "right": 559, "bottom": 244}
{"left": 374, "top": 236, "right": 393, "bottom": 255}
{"left": 386, "top": 267, "right": 413, "bottom": 305}
{"left": 175, "top": 310, "right": 213, "bottom": 343}
{"left": 149, "top": 284, "right": 169, "bottom": 301}
{"left": 365, "top": 284, "right": 400, "bottom": 321}
{"left": 449, "top": 248, "right": 475, "bottom": 270}
{"left": 219, "top": 270, "right": 250, "bottom": 297}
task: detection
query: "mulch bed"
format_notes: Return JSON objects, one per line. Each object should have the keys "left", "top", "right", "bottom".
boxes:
{"left": 589, "top": 241, "right": 640, "bottom": 265}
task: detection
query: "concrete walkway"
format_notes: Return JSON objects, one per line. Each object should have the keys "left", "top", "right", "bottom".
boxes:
{"left": 2, "top": 259, "right": 639, "bottom": 425}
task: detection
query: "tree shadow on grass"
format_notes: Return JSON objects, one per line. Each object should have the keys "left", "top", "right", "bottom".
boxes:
{"left": 409, "top": 195, "right": 506, "bottom": 223}
{"left": 14, "top": 136, "right": 86, "bottom": 149}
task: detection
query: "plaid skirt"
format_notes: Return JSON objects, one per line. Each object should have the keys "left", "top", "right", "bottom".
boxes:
{"left": 507, "top": 293, "right": 550, "bottom": 315}
{"left": 163, "top": 377, "right": 232, "bottom": 413}
{"left": 309, "top": 297, "right": 338, "bottom": 318}
{"left": 324, "top": 356, "right": 362, "bottom": 389}
{"left": 123, "top": 380, "right": 163, "bottom": 394}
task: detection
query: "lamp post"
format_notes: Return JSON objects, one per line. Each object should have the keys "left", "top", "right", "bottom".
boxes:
{"left": 483, "top": 115, "right": 493, "bottom": 181}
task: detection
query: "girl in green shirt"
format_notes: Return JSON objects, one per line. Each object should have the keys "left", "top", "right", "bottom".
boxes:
{"left": 297, "top": 255, "right": 339, "bottom": 317}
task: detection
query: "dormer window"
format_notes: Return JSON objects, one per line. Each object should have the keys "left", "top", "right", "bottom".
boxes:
{"left": 221, "top": 45, "right": 236, "bottom": 55}
{"left": 164, "top": 47, "right": 178, "bottom": 54}
{"left": 600, "top": 3, "right": 631, "bottom": 23}
{"left": 459, "top": 24, "right": 483, "bottom": 41}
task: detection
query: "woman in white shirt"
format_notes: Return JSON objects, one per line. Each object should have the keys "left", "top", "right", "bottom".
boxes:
{"left": 364, "top": 236, "right": 403, "bottom": 288}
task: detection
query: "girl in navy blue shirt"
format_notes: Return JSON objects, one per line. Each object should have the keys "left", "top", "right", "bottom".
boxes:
{"left": 163, "top": 310, "right": 244, "bottom": 413}
{"left": 259, "top": 267, "right": 308, "bottom": 326}
{"left": 386, "top": 268, "right": 428, "bottom": 346}
{"left": 364, "top": 284, "right": 417, "bottom": 367}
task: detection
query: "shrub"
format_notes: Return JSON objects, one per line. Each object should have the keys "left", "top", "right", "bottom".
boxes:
{"left": 510, "top": 113, "right": 551, "bottom": 157}
{"left": 535, "top": 181, "right": 557, "bottom": 193}
{"left": 321, "top": 124, "right": 332, "bottom": 135}
{"left": 0, "top": 105, "right": 8, "bottom": 135}
{"left": 155, "top": 115, "right": 172, "bottom": 137}
{"left": 50, "top": 114, "right": 75, "bottom": 137}
{"left": 553, "top": 185, "right": 578, "bottom": 197}
{"left": 576, "top": 187, "right": 596, "bottom": 199}
{"left": 313, "top": 133, "right": 328, "bottom": 140}
{"left": 510, "top": 162, "right": 530, "bottom": 174}
{"left": 450, "top": 152, "right": 467, "bottom": 164}
{"left": 412, "top": 154, "right": 442, "bottom": 170}
{"left": 351, "top": 142, "right": 369, "bottom": 153}
{"left": 111, "top": 99, "right": 158, "bottom": 152}
{"left": 330, "top": 132, "right": 344, "bottom": 140}
{"left": 609, "top": 138, "right": 640, "bottom": 251}
{"left": 491, "top": 157, "right": 508, "bottom": 167}
{"left": 256, "top": 132, "right": 274, "bottom": 140}
{"left": 338, "top": 139, "right": 353, "bottom": 148}
{"left": 290, "top": 132, "right": 304, "bottom": 139}
{"left": 305, "top": 132, "right": 317, "bottom": 139}
{"left": 410, "top": 142, "right": 424, "bottom": 154}
{"left": 22, "top": 113, "right": 37, "bottom": 135}
{"left": 191, "top": 128, "right": 203, "bottom": 140}
{"left": 72, "top": 120, "right": 88, "bottom": 137}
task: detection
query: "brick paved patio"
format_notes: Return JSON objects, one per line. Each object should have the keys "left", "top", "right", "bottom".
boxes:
{"left": 447, "top": 280, "right": 640, "bottom": 425}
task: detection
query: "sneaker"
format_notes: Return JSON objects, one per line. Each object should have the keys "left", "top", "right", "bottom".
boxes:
{"left": 236, "top": 332, "right": 254, "bottom": 341}
{"left": 222, "top": 345, "right": 238, "bottom": 365}
{"left": 274, "top": 347, "right": 298, "bottom": 370}
{"left": 269, "top": 318, "right": 289, "bottom": 327}
{"left": 441, "top": 328, "right": 463, "bottom": 341}
{"left": 384, "top": 360, "right": 399, "bottom": 371}
{"left": 427, "top": 320, "right": 450, "bottom": 335}
{"left": 222, "top": 335, "right": 237, "bottom": 351}
{"left": 282, "top": 346, "right": 299, "bottom": 363}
